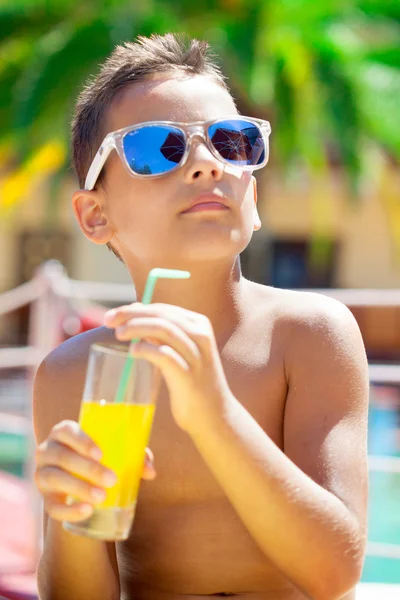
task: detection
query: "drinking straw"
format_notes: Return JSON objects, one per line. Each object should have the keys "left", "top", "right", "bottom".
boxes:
{"left": 114, "top": 268, "right": 191, "bottom": 403}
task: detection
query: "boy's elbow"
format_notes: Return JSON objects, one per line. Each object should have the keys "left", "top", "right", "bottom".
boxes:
{"left": 307, "top": 553, "right": 364, "bottom": 600}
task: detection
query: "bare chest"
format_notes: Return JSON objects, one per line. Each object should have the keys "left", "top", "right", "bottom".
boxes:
{"left": 117, "top": 325, "right": 293, "bottom": 595}
{"left": 148, "top": 332, "right": 287, "bottom": 504}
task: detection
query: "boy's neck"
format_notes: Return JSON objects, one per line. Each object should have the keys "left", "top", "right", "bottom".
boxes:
{"left": 127, "top": 256, "right": 248, "bottom": 345}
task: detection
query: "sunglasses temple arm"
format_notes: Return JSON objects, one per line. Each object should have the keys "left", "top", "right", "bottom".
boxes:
{"left": 84, "top": 138, "right": 114, "bottom": 190}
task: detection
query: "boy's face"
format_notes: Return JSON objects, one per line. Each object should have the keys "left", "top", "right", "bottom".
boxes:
{"left": 73, "top": 73, "right": 261, "bottom": 268}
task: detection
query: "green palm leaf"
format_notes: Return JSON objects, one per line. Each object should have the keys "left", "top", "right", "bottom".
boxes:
{"left": 0, "top": 0, "right": 399, "bottom": 214}
{"left": 12, "top": 19, "right": 117, "bottom": 160}
{"left": 356, "top": 62, "right": 400, "bottom": 155}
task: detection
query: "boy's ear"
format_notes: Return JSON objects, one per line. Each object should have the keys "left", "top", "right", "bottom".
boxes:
{"left": 252, "top": 176, "right": 262, "bottom": 232}
{"left": 72, "top": 189, "right": 114, "bottom": 245}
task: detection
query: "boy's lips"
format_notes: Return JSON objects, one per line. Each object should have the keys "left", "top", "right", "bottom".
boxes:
{"left": 181, "top": 193, "right": 230, "bottom": 214}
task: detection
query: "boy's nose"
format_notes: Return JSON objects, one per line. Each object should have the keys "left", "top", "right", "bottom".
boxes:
{"left": 183, "top": 138, "right": 224, "bottom": 182}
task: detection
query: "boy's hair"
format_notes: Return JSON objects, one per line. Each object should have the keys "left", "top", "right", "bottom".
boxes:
{"left": 71, "top": 33, "right": 229, "bottom": 261}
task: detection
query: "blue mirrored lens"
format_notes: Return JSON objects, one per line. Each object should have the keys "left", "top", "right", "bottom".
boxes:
{"left": 123, "top": 125, "right": 185, "bottom": 175}
{"left": 208, "top": 119, "right": 265, "bottom": 166}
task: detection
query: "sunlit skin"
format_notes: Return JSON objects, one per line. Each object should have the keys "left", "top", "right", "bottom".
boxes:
{"left": 72, "top": 74, "right": 261, "bottom": 343}
{"left": 34, "top": 71, "right": 368, "bottom": 600}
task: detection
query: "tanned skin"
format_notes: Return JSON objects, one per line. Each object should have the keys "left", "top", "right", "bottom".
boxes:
{"left": 34, "top": 73, "right": 369, "bottom": 600}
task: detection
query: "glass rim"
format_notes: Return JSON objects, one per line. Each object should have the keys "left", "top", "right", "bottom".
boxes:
{"left": 91, "top": 342, "right": 131, "bottom": 357}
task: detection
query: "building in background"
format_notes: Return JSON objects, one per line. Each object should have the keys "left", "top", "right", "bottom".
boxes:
{"left": 1, "top": 164, "right": 400, "bottom": 357}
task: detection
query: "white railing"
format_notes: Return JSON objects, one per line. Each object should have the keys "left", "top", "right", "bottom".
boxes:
{"left": 300, "top": 288, "right": 400, "bottom": 306}
{"left": 0, "top": 261, "right": 399, "bottom": 570}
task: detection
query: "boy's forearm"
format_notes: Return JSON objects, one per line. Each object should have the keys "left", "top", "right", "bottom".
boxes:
{"left": 38, "top": 520, "right": 120, "bottom": 600}
{"left": 189, "top": 397, "right": 364, "bottom": 600}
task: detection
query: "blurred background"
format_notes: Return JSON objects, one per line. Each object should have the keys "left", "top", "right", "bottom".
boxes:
{"left": 0, "top": 0, "right": 399, "bottom": 598}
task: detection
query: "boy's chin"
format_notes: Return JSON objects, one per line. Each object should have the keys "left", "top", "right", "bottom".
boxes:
{"left": 175, "top": 239, "right": 248, "bottom": 264}
{"left": 130, "top": 230, "right": 252, "bottom": 267}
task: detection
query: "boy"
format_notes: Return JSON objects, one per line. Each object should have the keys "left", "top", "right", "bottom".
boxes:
{"left": 33, "top": 34, "right": 369, "bottom": 600}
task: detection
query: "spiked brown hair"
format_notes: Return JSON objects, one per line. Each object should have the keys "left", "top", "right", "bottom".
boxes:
{"left": 71, "top": 33, "right": 229, "bottom": 261}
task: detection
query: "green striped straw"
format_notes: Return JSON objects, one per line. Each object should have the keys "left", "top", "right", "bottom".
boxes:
{"left": 114, "top": 268, "right": 191, "bottom": 404}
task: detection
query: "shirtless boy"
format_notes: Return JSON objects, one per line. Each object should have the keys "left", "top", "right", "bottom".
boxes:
{"left": 33, "top": 34, "right": 369, "bottom": 600}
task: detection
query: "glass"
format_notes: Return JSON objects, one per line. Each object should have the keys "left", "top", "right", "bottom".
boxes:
{"left": 63, "top": 343, "right": 160, "bottom": 541}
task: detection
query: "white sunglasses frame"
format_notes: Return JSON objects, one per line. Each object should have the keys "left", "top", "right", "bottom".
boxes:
{"left": 84, "top": 115, "right": 271, "bottom": 190}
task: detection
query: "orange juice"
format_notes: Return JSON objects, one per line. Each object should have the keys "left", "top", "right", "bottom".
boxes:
{"left": 79, "top": 400, "right": 155, "bottom": 509}
{"left": 64, "top": 400, "right": 156, "bottom": 540}
{"left": 62, "top": 343, "right": 160, "bottom": 541}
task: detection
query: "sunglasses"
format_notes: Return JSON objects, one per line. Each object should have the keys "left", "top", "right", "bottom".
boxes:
{"left": 84, "top": 116, "right": 271, "bottom": 190}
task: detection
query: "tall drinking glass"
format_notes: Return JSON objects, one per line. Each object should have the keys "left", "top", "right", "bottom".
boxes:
{"left": 63, "top": 342, "right": 160, "bottom": 540}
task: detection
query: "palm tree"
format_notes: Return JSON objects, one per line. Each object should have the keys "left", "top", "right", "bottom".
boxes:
{"left": 0, "top": 0, "right": 182, "bottom": 217}
{"left": 187, "top": 0, "right": 400, "bottom": 265}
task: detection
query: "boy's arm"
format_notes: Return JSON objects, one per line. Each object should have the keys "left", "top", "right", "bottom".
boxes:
{"left": 38, "top": 516, "right": 119, "bottom": 600}
{"left": 189, "top": 296, "right": 369, "bottom": 600}
{"left": 33, "top": 343, "right": 121, "bottom": 600}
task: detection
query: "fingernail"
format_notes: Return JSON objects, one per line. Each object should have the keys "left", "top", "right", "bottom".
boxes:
{"left": 103, "top": 471, "right": 117, "bottom": 487}
{"left": 91, "top": 447, "right": 102, "bottom": 460}
{"left": 92, "top": 488, "right": 106, "bottom": 502}
{"left": 80, "top": 504, "right": 93, "bottom": 515}
{"left": 105, "top": 309, "right": 116, "bottom": 318}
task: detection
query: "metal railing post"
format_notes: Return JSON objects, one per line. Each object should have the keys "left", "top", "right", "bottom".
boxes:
{"left": 27, "top": 260, "right": 69, "bottom": 565}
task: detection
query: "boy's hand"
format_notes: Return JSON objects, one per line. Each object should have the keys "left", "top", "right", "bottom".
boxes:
{"left": 35, "top": 420, "right": 156, "bottom": 522}
{"left": 104, "top": 303, "right": 234, "bottom": 434}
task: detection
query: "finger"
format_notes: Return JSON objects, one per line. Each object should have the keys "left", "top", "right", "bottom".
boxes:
{"left": 104, "top": 304, "right": 136, "bottom": 327}
{"left": 36, "top": 440, "right": 117, "bottom": 489}
{"left": 142, "top": 447, "right": 156, "bottom": 480}
{"left": 104, "top": 303, "right": 197, "bottom": 328}
{"left": 44, "top": 493, "right": 94, "bottom": 522}
{"left": 48, "top": 420, "right": 103, "bottom": 460}
{"left": 115, "top": 318, "right": 200, "bottom": 365}
{"left": 106, "top": 304, "right": 214, "bottom": 353}
{"left": 142, "top": 459, "right": 156, "bottom": 480}
{"left": 145, "top": 447, "right": 154, "bottom": 463}
{"left": 130, "top": 341, "right": 190, "bottom": 386}
{"left": 113, "top": 305, "right": 214, "bottom": 354}
{"left": 36, "top": 466, "right": 108, "bottom": 505}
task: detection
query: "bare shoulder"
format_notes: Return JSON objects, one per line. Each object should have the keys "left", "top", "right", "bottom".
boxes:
{"left": 32, "top": 326, "right": 117, "bottom": 444}
{"left": 278, "top": 286, "right": 361, "bottom": 328}
{"left": 249, "top": 281, "right": 366, "bottom": 357}
{"left": 250, "top": 279, "right": 356, "bottom": 320}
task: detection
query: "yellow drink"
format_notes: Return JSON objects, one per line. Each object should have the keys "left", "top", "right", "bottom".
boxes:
{"left": 79, "top": 401, "right": 155, "bottom": 508}
{"left": 64, "top": 400, "right": 155, "bottom": 540}
{"left": 63, "top": 342, "right": 160, "bottom": 540}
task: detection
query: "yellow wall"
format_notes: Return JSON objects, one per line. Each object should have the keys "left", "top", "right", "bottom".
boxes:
{"left": 261, "top": 170, "right": 400, "bottom": 288}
